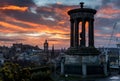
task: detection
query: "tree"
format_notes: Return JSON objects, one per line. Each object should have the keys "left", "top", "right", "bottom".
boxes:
{"left": 0, "top": 62, "right": 31, "bottom": 81}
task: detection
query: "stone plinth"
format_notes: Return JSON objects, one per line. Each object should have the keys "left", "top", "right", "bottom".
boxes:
{"left": 67, "top": 47, "right": 100, "bottom": 55}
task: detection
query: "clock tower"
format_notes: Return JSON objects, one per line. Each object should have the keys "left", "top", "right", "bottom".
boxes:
{"left": 44, "top": 40, "right": 48, "bottom": 52}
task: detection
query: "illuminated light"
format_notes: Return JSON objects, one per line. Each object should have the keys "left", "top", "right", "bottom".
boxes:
{"left": 0, "top": 5, "right": 28, "bottom": 11}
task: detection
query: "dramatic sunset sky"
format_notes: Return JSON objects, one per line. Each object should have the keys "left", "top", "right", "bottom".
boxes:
{"left": 0, "top": 0, "right": 120, "bottom": 49}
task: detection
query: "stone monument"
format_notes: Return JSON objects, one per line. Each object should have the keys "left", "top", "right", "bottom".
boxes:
{"left": 61, "top": 2, "right": 108, "bottom": 77}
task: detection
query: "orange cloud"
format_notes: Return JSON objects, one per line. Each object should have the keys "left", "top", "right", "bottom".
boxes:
{"left": 0, "top": 5, "right": 28, "bottom": 11}
{"left": 0, "top": 14, "right": 69, "bottom": 39}
{"left": 54, "top": 7, "right": 71, "bottom": 17}
{"left": 0, "top": 21, "right": 27, "bottom": 32}
{"left": 58, "top": 21, "right": 65, "bottom": 25}
{"left": 0, "top": 13, "right": 69, "bottom": 34}
{"left": 115, "top": 33, "right": 120, "bottom": 37}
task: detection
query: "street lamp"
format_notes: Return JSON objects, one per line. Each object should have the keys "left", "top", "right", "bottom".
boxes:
{"left": 65, "top": 74, "right": 68, "bottom": 81}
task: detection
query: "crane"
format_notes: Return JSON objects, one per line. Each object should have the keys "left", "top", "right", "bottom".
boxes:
{"left": 107, "top": 22, "right": 117, "bottom": 47}
{"left": 99, "top": 22, "right": 118, "bottom": 63}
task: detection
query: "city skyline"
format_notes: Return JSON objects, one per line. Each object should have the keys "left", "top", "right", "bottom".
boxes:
{"left": 0, "top": 0, "right": 120, "bottom": 49}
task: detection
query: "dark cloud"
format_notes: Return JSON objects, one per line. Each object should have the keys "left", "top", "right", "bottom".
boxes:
{"left": 36, "top": 6, "right": 64, "bottom": 24}
{"left": 36, "top": 4, "right": 75, "bottom": 24}
{"left": 114, "top": 0, "right": 120, "bottom": 8}
{"left": 95, "top": 17, "right": 115, "bottom": 27}
{"left": 2, "top": 10, "right": 40, "bottom": 24}
{"left": 0, "top": 0, "right": 34, "bottom": 7}
{"left": 94, "top": 20, "right": 114, "bottom": 37}
{"left": 1, "top": 4, "right": 71, "bottom": 29}
{"left": 101, "top": 0, "right": 111, "bottom": 5}
{"left": 1, "top": 7, "right": 59, "bottom": 27}
{"left": 0, "top": 37, "right": 25, "bottom": 42}
{"left": 101, "top": 0, "right": 120, "bottom": 9}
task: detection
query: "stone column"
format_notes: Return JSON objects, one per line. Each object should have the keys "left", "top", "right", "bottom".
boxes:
{"left": 61, "top": 57, "right": 65, "bottom": 75}
{"left": 103, "top": 63, "right": 108, "bottom": 76}
{"left": 70, "top": 19, "right": 74, "bottom": 47}
{"left": 88, "top": 19, "right": 94, "bottom": 47}
{"left": 75, "top": 19, "right": 79, "bottom": 47}
{"left": 81, "top": 20, "right": 86, "bottom": 47}
{"left": 61, "top": 62, "right": 64, "bottom": 75}
{"left": 82, "top": 56, "right": 87, "bottom": 77}
{"left": 82, "top": 63, "right": 87, "bottom": 77}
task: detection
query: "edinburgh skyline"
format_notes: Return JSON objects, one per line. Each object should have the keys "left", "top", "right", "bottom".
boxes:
{"left": 0, "top": 0, "right": 120, "bottom": 49}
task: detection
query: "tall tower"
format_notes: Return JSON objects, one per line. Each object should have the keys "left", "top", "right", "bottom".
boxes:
{"left": 44, "top": 40, "right": 48, "bottom": 52}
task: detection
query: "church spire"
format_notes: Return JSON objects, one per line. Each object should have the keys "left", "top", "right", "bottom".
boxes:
{"left": 51, "top": 44, "right": 55, "bottom": 58}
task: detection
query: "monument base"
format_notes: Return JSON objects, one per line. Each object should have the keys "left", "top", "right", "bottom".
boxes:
{"left": 66, "top": 47, "right": 100, "bottom": 55}
{"left": 62, "top": 53, "right": 108, "bottom": 77}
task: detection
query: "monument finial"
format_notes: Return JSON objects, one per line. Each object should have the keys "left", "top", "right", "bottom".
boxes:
{"left": 80, "top": 2, "right": 84, "bottom": 8}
